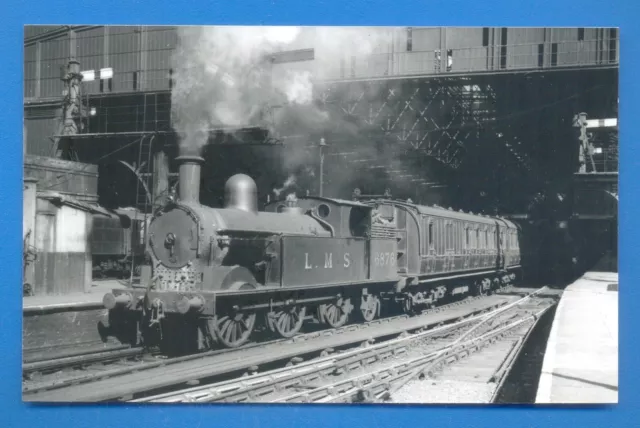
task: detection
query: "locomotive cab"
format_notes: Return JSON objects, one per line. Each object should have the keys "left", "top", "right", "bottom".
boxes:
{"left": 265, "top": 196, "right": 373, "bottom": 239}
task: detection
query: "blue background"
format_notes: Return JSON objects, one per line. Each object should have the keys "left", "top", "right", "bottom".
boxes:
{"left": 1, "top": 1, "right": 637, "bottom": 427}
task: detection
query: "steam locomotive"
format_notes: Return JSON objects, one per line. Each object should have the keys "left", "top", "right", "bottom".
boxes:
{"left": 103, "top": 155, "right": 522, "bottom": 352}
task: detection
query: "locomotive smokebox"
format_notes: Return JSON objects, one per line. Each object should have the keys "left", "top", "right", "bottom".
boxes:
{"left": 176, "top": 154, "right": 204, "bottom": 204}
{"left": 225, "top": 174, "right": 258, "bottom": 213}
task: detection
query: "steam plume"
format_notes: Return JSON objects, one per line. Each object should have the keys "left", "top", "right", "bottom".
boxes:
{"left": 171, "top": 26, "right": 304, "bottom": 154}
{"left": 170, "top": 26, "right": 432, "bottom": 200}
{"left": 171, "top": 26, "right": 400, "bottom": 155}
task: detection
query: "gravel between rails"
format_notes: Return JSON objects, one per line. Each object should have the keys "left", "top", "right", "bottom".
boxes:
{"left": 392, "top": 379, "right": 496, "bottom": 403}
{"left": 23, "top": 293, "right": 508, "bottom": 400}
{"left": 32, "top": 295, "right": 518, "bottom": 402}
{"left": 388, "top": 310, "right": 546, "bottom": 404}
{"left": 136, "top": 290, "right": 554, "bottom": 404}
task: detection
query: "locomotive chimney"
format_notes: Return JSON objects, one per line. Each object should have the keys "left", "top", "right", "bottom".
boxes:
{"left": 176, "top": 154, "right": 204, "bottom": 204}
{"left": 224, "top": 174, "right": 258, "bottom": 213}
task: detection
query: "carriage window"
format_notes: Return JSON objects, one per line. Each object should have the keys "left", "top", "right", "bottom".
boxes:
{"left": 422, "top": 216, "right": 430, "bottom": 253}
{"left": 465, "top": 227, "right": 469, "bottom": 248}
{"left": 472, "top": 227, "right": 477, "bottom": 249}
{"left": 484, "top": 229, "right": 488, "bottom": 249}
{"left": 421, "top": 217, "right": 425, "bottom": 253}
{"left": 428, "top": 221, "right": 434, "bottom": 248}
{"left": 446, "top": 223, "right": 454, "bottom": 250}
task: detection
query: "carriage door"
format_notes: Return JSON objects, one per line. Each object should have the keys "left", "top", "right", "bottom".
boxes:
{"left": 424, "top": 217, "right": 436, "bottom": 273}
{"left": 395, "top": 206, "right": 408, "bottom": 274}
{"left": 498, "top": 225, "right": 505, "bottom": 269}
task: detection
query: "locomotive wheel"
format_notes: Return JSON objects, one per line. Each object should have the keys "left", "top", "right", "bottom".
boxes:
{"left": 211, "top": 311, "right": 256, "bottom": 348}
{"left": 210, "top": 282, "right": 257, "bottom": 348}
{"left": 270, "top": 305, "right": 306, "bottom": 338}
{"left": 359, "top": 294, "right": 380, "bottom": 322}
{"left": 319, "top": 298, "right": 351, "bottom": 328}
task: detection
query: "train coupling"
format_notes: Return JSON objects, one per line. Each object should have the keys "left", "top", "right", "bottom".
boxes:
{"left": 176, "top": 294, "right": 205, "bottom": 314}
{"left": 103, "top": 291, "right": 135, "bottom": 310}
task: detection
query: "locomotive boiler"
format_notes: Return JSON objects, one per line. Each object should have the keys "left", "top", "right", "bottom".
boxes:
{"left": 103, "top": 154, "right": 522, "bottom": 351}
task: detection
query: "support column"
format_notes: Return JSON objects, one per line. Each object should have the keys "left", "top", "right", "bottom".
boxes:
{"left": 55, "top": 60, "right": 83, "bottom": 159}
{"left": 69, "top": 29, "right": 76, "bottom": 59}
{"left": 103, "top": 26, "right": 110, "bottom": 68}
{"left": 35, "top": 41, "right": 41, "bottom": 98}
{"left": 139, "top": 26, "right": 148, "bottom": 91}
{"left": 439, "top": 27, "right": 447, "bottom": 73}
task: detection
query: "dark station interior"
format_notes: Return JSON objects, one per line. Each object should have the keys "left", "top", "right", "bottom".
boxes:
{"left": 24, "top": 26, "right": 618, "bottom": 291}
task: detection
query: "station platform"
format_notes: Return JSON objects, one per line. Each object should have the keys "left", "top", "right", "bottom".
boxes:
{"left": 535, "top": 268, "right": 618, "bottom": 404}
{"left": 23, "top": 280, "right": 128, "bottom": 314}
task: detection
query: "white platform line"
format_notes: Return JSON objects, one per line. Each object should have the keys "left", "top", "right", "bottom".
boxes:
{"left": 535, "top": 294, "right": 566, "bottom": 403}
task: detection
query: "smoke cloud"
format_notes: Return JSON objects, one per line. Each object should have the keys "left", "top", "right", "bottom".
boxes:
{"left": 171, "top": 26, "right": 438, "bottom": 201}
{"left": 171, "top": 26, "right": 300, "bottom": 154}
{"left": 171, "top": 26, "right": 400, "bottom": 154}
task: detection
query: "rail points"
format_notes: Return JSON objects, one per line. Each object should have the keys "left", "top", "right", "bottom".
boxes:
{"left": 24, "top": 287, "right": 557, "bottom": 403}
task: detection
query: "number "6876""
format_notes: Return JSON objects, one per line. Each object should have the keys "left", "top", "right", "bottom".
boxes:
{"left": 374, "top": 252, "right": 396, "bottom": 266}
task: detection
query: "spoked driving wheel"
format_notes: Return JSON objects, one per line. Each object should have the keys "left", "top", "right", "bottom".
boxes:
{"left": 209, "top": 282, "right": 257, "bottom": 348}
{"left": 211, "top": 311, "right": 256, "bottom": 348}
{"left": 269, "top": 305, "right": 306, "bottom": 338}
{"left": 318, "top": 297, "right": 351, "bottom": 328}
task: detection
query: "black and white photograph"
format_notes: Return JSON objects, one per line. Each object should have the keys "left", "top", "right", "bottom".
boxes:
{"left": 22, "top": 25, "right": 618, "bottom": 404}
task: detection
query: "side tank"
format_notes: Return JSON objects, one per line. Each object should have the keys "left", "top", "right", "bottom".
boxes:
{"left": 146, "top": 159, "right": 330, "bottom": 293}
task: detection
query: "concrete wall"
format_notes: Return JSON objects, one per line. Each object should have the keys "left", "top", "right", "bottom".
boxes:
{"left": 33, "top": 199, "right": 93, "bottom": 295}
{"left": 24, "top": 155, "right": 98, "bottom": 296}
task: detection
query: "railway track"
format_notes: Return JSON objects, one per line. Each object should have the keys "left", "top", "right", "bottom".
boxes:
{"left": 23, "top": 292, "right": 487, "bottom": 389}
{"left": 131, "top": 287, "right": 555, "bottom": 403}
{"left": 23, "top": 346, "right": 145, "bottom": 377}
{"left": 24, "top": 289, "right": 528, "bottom": 402}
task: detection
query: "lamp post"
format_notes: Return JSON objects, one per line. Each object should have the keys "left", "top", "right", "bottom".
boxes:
{"left": 319, "top": 138, "right": 327, "bottom": 197}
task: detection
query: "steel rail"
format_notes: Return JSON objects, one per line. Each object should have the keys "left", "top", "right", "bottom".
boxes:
{"left": 487, "top": 303, "right": 547, "bottom": 403}
{"left": 326, "top": 305, "right": 552, "bottom": 404}
{"left": 23, "top": 347, "right": 145, "bottom": 375}
{"left": 134, "top": 288, "right": 548, "bottom": 403}
{"left": 24, "top": 291, "right": 512, "bottom": 398}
